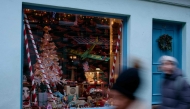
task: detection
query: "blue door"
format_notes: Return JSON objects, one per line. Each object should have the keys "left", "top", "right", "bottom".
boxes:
{"left": 152, "top": 21, "right": 182, "bottom": 104}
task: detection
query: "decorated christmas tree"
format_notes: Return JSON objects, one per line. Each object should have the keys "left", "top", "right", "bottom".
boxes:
{"left": 33, "top": 26, "right": 63, "bottom": 87}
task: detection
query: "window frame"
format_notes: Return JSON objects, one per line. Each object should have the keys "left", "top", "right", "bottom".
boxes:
{"left": 21, "top": 3, "right": 128, "bottom": 108}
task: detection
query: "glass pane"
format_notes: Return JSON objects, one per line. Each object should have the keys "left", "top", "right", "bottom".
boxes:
{"left": 22, "top": 8, "right": 122, "bottom": 108}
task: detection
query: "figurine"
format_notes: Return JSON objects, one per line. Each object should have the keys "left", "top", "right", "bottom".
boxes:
{"left": 63, "top": 95, "right": 68, "bottom": 103}
{"left": 23, "top": 82, "right": 31, "bottom": 108}
{"left": 76, "top": 105, "right": 80, "bottom": 109}
{"left": 72, "top": 94, "right": 77, "bottom": 102}
{"left": 46, "top": 103, "right": 52, "bottom": 109}
{"left": 53, "top": 87, "right": 63, "bottom": 100}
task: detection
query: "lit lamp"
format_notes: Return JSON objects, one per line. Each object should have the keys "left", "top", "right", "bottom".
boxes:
{"left": 85, "top": 70, "right": 95, "bottom": 84}
{"left": 69, "top": 55, "right": 77, "bottom": 81}
{"left": 70, "top": 55, "right": 77, "bottom": 62}
{"left": 96, "top": 68, "right": 104, "bottom": 89}
{"left": 95, "top": 68, "right": 102, "bottom": 81}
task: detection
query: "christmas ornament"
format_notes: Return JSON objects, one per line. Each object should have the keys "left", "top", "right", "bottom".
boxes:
{"left": 33, "top": 26, "right": 62, "bottom": 86}
{"left": 24, "top": 14, "right": 57, "bottom": 104}
{"left": 24, "top": 24, "right": 37, "bottom": 105}
{"left": 83, "top": 61, "right": 89, "bottom": 72}
{"left": 109, "top": 23, "right": 122, "bottom": 87}
{"left": 23, "top": 83, "right": 31, "bottom": 108}
{"left": 157, "top": 34, "right": 172, "bottom": 51}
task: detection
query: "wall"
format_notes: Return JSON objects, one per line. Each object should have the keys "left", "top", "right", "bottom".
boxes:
{"left": 0, "top": 0, "right": 190, "bottom": 109}
{"left": 145, "top": 0, "right": 190, "bottom": 7}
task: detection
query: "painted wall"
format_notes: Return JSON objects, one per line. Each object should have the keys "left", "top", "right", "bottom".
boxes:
{"left": 0, "top": 0, "right": 190, "bottom": 109}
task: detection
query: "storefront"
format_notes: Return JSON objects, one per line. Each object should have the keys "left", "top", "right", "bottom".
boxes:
{"left": 0, "top": 0, "right": 190, "bottom": 109}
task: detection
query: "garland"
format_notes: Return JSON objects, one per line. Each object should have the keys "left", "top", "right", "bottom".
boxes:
{"left": 157, "top": 34, "right": 172, "bottom": 51}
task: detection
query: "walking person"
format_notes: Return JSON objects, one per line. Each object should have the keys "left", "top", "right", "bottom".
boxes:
{"left": 158, "top": 55, "right": 190, "bottom": 109}
{"left": 109, "top": 59, "right": 147, "bottom": 109}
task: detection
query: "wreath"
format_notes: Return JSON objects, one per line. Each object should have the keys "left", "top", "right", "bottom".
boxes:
{"left": 157, "top": 34, "right": 172, "bottom": 51}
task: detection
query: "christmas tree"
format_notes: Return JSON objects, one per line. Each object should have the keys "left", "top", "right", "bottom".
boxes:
{"left": 33, "top": 26, "right": 63, "bottom": 87}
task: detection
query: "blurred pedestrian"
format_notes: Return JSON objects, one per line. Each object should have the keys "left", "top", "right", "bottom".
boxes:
{"left": 158, "top": 55, "right": 190, "bottom": 109}
{"left": 109, "top": 59, "right": 147, "bottom": 109}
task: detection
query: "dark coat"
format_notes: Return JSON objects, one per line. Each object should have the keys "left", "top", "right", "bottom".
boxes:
{"left": 160, "top": 68, "right": 190, "bottom": 109}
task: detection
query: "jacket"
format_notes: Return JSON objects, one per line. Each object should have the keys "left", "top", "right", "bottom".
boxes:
{"left": 160, "top": 68, "right": 190, "bottom": 109}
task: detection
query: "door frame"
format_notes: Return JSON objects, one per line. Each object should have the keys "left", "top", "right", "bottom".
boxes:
{"left": 152, "top": 19, "right": 183, "bottom": 104}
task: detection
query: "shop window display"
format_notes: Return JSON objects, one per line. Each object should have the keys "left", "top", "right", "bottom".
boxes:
{"left": 23, "top": 8, "right": 122, "bottom": 109}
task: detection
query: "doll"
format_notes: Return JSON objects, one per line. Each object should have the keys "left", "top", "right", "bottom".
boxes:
{"left": 23, "top": 82, "right": 31, "bottom": 108}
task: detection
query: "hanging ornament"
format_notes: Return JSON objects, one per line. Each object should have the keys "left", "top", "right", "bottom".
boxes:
{"left": 157, "top": 34, "right": 172, "bottom": 51}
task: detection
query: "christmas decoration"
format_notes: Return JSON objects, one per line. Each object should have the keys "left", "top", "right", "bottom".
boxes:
{"left": 23, "top": 9, "right": 122, "bottom": 108}
{"left": 85, "top": 70, "right": 95, "bottom": 84}
{"left": 83, "top": 61, "right": 89, "bottom": 72}
{"left": 68, "top": 49, "right": 110, "bottom": 61}
{"left": 38, "top": 93, "right": 48, "bottom": 106}
{"left": 157, "top": 34, "right": 172, "bottom": 51}
{"left": 109, "top": 24, "right": 122, "bottom": 87}
{"left": 24, "top": 14, "right": 57, "bottom": 104}
{"left": 33, "top": 26, "right": 62, "bottom": 86}
{"left": 24, "top": 24, "right": 37, "bottom": 105}
{"left": 23, "top": 82, "right": 31, "bottom": 108}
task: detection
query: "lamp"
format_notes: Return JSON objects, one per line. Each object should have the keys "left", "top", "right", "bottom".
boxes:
{"left": 95, "top": 68, "right": 102, "bottom": 81}
{"left": 70, "top": 55, "right": 77, "bottom": 62}
{"left": 85, "top": 69, "right": 95, "bottom": 84}
{"left": 70, "top": 55, "right": 77, "bottom": 59}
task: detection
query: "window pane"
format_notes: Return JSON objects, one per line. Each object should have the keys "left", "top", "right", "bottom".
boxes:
{"left": 23, "top": 8, "right": 122, "bottom": 108}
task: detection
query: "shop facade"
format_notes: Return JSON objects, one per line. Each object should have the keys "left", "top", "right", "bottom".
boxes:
{"left": 0, "top": 0, "right": 190, "bottom": 109}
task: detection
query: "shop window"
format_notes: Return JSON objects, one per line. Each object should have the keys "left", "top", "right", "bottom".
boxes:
{"left": 22, "top": 8, "right": 122, "bottom": 108}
